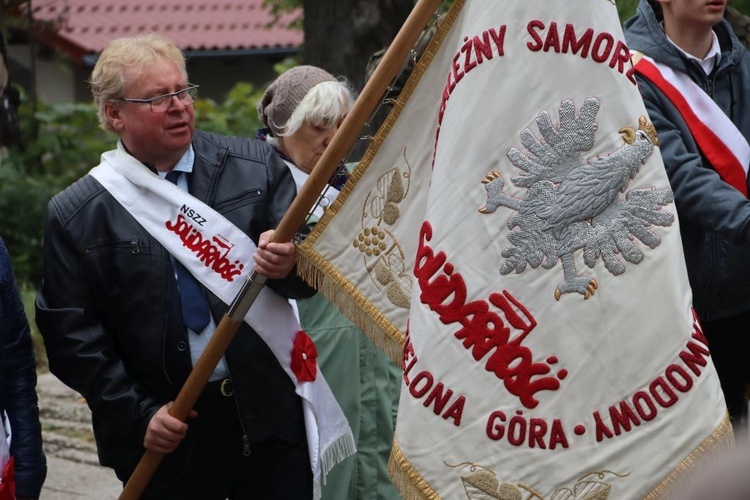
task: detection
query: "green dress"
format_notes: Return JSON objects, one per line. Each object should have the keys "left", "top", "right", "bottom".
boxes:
{"left": 297, "top": 294, "right": 402, "bottom": 500}
{"left": 285, "top": 159, "right": 402, "bottom": 499}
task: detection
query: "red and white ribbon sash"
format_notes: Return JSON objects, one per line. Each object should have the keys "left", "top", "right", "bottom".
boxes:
{"left": 89, "top": 142, "right": 354, "bottom": 499}
{"left": 634, "top": 53, "right": 750, "bottom": 197}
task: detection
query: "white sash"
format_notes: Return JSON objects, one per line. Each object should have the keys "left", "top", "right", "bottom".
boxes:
{"left": 89, "top": 142, "right": 355, "bottom": 498}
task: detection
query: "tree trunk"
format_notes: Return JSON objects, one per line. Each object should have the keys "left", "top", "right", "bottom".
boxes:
{"left": 300, "top": 0, "right": 416, "bottom": 159}
{"left": 301, "top": 0, "right": 414, "bottom": 91}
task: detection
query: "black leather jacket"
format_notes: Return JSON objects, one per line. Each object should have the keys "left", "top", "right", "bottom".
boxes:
{"left": 0, "top": 237, "right": 46, "bottom": 498}
{"left": 35, "top": 131, "right": 314, "bottom": 476}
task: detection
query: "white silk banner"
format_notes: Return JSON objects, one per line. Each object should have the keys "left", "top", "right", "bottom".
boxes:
{"left": 298, "top": 0, "right": 732, "bottom": 498}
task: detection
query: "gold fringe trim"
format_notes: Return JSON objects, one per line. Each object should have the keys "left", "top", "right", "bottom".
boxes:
{"left": 297, "top": 248, "right": 406, "bottom": 364}
{"left": 389, "top": 439, "right": 441, "bottom": 500}
{"left": 644, "top": 413, "right": 734, "bottom": 499}
{"left": 387, "top": 415, "right": 733, "bottom": 500}
{"left": 297, "top": 0, "right": 466, "bottom": 364}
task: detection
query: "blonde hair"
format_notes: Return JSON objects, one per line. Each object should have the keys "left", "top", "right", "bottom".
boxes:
{"left": 89, "top": 33, "right": 187, "bottom": 133}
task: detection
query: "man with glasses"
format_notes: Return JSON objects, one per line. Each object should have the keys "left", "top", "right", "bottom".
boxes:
{"left": 115, "top": 84, "right": 199, "bottom": 112}
{"left": 35, "top": 33, "right": 321, "bottom": 498}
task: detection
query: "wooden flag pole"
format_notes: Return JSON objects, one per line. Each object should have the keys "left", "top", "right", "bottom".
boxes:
{"left": 119, "top": 0, "right": 442, "bottom": 497}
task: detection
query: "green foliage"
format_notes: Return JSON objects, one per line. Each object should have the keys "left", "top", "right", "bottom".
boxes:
{"left": 265, "top": 0, "right": 298, "bottom": 13}
{"left": 194, "top": 82, "right": 265, "bottom": 137}
{"left": 0, "top": 97, "right": 111, "bottom": 286}
{"left": 735, "top": 0, "right": 750, "bottom": 13}
{"left": 617, "top": 0, "right": 639, "bottom": 22}
{"left": 263, "top": 0, "right": 300, "bottom": 16}
{"left": 2, "top": 82, "right": 265, "bottom": 287}
{"left": 261, "top": 0, "right": 303, "bottom": 30}
{"left": 20, "top": 284, "right": 46, "bottom": 370}
{"left": 0, "top": 166, "right": 53, "bottom": 286}
{"left": 194, "top": 60, "right": 298, "bottom": 137}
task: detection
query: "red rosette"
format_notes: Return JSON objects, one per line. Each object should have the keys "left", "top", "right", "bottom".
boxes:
{"left": 291, "top": 330, "right": 318, "bottom": 382}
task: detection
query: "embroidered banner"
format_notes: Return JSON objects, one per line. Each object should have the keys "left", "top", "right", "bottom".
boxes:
{"left": 299, "top": 0, "right": 731, "bottom": 498}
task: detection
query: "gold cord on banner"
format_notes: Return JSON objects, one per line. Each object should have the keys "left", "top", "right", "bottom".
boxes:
{"left": 388, "top": 441, "right": 441, "bottom": 500}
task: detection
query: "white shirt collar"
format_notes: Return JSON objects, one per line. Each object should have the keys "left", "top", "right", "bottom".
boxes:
{"left": 663, "top": 24, "right": 722, "bottom": 74}
{"left": 171, "top": 145, "right": 195, "bottom": 175}
{"left": 152, "top": 146, "right": 195, "bottom": 181}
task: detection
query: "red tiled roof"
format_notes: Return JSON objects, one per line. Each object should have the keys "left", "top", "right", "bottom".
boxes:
{"left": 31, "top": 0, "right": 303, "bottom": 54}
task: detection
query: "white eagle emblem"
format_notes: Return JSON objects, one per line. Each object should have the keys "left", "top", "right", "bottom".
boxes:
{"left": 479, "top": 98, "right": 674, "bottom": 300}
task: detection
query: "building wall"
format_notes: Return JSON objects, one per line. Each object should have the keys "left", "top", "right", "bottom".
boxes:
{"left": 6, "top": 44, "right": 79, "bottom": 103}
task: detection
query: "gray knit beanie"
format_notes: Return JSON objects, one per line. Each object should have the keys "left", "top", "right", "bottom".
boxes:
{"left": 257, "top": 65, "right": 337, "bottom": 136}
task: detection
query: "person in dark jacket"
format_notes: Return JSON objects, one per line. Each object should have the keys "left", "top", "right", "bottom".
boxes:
{"left": 35, "top": 33, "right": 319, "bottom": 499}
{"left": 624, "top": 0, "right": 750, "bottom": 430}
{"left": 0, "top": 236, "right": 46, "bottom": 499}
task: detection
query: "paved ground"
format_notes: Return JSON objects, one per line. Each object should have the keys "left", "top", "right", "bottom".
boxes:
{"left": 37, "top": 372, "right": 122, "bottom": 499}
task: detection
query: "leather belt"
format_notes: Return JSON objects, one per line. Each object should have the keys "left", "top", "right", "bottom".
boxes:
{"left": 205, "top": 378, "right": 234, "bottom": 397}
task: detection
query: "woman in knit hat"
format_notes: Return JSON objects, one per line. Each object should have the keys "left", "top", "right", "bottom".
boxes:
{"left": 257, "top": 66, "right": 402, "bottom": 500}
{"left": 257, "top": 65, "right": 352, "bottom": 189}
